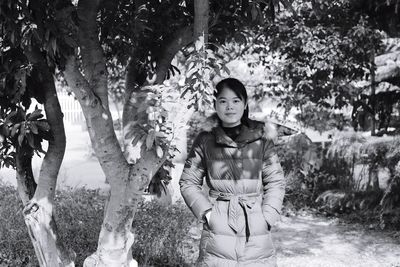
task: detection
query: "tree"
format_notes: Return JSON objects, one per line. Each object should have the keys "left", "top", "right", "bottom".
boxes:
{"left": 1, "top": 0, "right": 293, "bottom": 265}
{"left": 231, "top": 0, "right": 384, "bottom": 132}
{"left": 357, "top": 0, "right": 400, "bottom": 135}
{"left": 0, "top": 1, "right": 74, "bottom": 264}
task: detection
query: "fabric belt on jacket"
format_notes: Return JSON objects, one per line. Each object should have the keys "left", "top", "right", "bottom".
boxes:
{"left": 209, "top": 189, "right": 261, "bottom": 242}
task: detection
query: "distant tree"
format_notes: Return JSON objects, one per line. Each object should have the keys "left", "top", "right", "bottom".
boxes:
{"left": 265, "top": 1, "right": 383, "bottom": 130}
{"left": 222, "top": 1, "right": 383, "bottom": 132}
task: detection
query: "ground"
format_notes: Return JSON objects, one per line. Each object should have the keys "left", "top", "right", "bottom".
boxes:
{"left": 274, "top": 214, "right": 400, "bottom": 267}
{"left": 185, "top": 213, "right": 400, "bottom": 267}
{"left": 1, "top": 125, "right": 400, "bottom": 267}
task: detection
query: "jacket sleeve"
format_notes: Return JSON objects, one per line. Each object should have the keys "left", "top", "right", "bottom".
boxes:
{"left": 261, "top": 139, "right": 286, "bottom": 227}
{"left": 179, "top": 133, "right": 212, "bottom": 222}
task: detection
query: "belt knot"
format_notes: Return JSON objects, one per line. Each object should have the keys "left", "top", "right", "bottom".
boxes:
{"left": 209, "top": 190, "right": 260, "bottom": 242}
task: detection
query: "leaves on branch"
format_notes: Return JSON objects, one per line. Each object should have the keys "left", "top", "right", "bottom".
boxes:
{"left": 181, "top": 36, "right": 230, "bottom": 111}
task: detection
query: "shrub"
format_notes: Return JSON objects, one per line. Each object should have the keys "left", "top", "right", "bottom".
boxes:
{"left": 0, "top": 184, "right": 36, "bottom": 266}
{"left": 132, "top": 200, "right": 197, "bottom": 266}
{"left": 55, "top": 188, "right": 105, "bottom": 266}
{"left": 277, "top": 134, "right": 331, "bottom": 211}
{"left": 315, "top": 190, "right": 382, "bottom": 214}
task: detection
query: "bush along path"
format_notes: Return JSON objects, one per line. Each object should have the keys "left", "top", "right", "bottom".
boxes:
{"left": 187, "top": 212, "right": 400, "bottom": 267}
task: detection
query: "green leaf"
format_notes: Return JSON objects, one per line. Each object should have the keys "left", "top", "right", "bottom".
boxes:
{"left": 0, "top": 124, "right": 10, "bottom": 137}
{"left": 222, "top": 65, "right": 230, "bottom": 75}
{"left": 26, "top": 133, "right": 35, "bottom": 148}
{"left": 30, "top": 122, "right": 39, "bottom": 134}
{"left": 155, "top": 131, "right": 165, "bottom": 138}
{"left": 20, "top": 123, "right": 26, "bottom": 137}
{"left": 6, "top": 110, "right": 18, "bottom": 122}
{"left": 10, "top": 124, "right": 20, "bottom": 137}
{"left": 156, "top": 146, "right": 163, "bottom": 158}
{"left": 27, "top": 109, "right": 43, "bottom": 121}
{"left": 18, "top": 133, "right": 24, "bottom": 146}
{"left": 180, "top": 87, "right": 190, "bottom": 98}
{"left": 125, "top": 126, "right": 137, "bottom": 140}
{"left": 131, "top": 133, "right": 143, "bottom": 147}
{"left": 36, "top": 121, "right": 50, "bottom": 132}
{"left": 146, "top": 130, "right": 155, "bottom": 150}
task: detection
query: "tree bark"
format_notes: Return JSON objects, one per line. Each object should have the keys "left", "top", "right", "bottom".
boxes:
{"left": 21, "top": 48, "right": 75, "bottom": 266}
{"left": 15, "top": 146, "right": 36, "bottom": 203}
{"left": 154, "top": 26, "right": 193, "bottom": 84}
{"left": 194, "top": 0, "right": 209, "bottom": 43}
{"left": 77, "top": 0, "right": 109, "bottom": 107}
{"left": 65, "top": 54, "right": 167, "bottom": 267}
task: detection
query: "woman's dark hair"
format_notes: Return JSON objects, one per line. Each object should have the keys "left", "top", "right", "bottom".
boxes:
{"left": 215, "top": 78, "right": 250, "bottom": 125}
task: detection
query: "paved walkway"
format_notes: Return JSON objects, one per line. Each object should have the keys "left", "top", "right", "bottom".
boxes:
{"left": 186, "top": 213, "right": 400, "bottom": 267}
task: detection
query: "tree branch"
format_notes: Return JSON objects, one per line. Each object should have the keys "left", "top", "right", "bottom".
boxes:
{"left": 194, "top": 0, "right": 209, "bottom": 42}
{"left": 77, "top": 0, "right": 108, "bottom": 106}
{"left": 64, "top": 55, "right": 106, "bottom": 110}
{"left": 64, "top": 55, "right": 130, "bottom": 184}
{"left": 124, "top": 57, "right": 147, "bottom": 101}
{"left": 155, "top": 26, "right": 193, "bottom": 84}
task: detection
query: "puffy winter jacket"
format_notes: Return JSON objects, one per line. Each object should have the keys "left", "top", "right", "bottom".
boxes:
{"left": 180, "top": 120, "right": 285, "bottom": 267}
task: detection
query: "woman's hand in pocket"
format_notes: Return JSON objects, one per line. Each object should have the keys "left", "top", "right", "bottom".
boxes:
{"left": 204, "top": 210, "right": 211, "bottom": 224}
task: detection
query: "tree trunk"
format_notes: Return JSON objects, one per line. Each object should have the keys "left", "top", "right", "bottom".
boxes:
{"left": 19, "top": 49, "right": 75, "bottom": 266}
{"left": 372, "top": 171, "right": 380, "bottom": 191}
{"left": 64, "top": 59, "right": 167, "bottom": 265}
{"left": 367, "top": 163, "right": 380, "bottom": 191}
{"left": 64, "top": 54, "right": 165, "bottom": 267}
{"left": 62, "top": 0, "right": 152, "bottom": 264}
{"left": 370, "top": 50, "right": 377, "bottom": 136}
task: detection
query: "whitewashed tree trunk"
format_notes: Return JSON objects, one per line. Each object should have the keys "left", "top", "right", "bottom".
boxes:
{"left": 17, "top": 48, "right": 75, "bottom": 266}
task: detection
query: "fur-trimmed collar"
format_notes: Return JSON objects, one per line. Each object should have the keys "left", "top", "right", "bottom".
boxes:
{"left": 201, "top": 113, "right": 278, "bottom": 146}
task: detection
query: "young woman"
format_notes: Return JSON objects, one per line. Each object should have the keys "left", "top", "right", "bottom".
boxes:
{"left": 179, "top": 78, "right": 286, "bottom": 267}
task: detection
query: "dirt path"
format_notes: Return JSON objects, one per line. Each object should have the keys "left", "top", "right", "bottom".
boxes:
{"left": 274, "top": 214, "right": 400, "bottom": 267}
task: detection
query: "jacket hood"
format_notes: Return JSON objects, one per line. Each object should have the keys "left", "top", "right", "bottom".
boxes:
{"left": 212, "top": 118, "right": 277, "bottom": 147}
{"left": 202, "top": 113, "right": 278, "bottom": 145}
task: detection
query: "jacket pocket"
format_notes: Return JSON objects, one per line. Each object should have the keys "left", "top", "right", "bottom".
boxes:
{"left": 262, "top": 213, "right": 272, "bottom": 232}
{"left": 266, "top": 220, "right": 272, "bottom": 231}
{"left": 204, "top": 198, "right": 218, "bottom": 230}
{"left": 204, "top": 205, "right": 215, "bottom": 231}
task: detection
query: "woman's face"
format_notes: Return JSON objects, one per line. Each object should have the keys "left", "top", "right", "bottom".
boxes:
{"left": 215, "top": 87, "right": 246, "bottom": 127}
